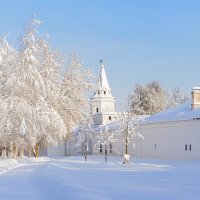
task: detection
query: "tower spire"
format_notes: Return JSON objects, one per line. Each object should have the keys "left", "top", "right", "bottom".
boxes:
{"left": 98, "top": 60, "right": 110, "bottom": 90}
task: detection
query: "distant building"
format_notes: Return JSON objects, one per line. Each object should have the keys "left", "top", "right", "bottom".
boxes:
{"left": 135, "top": 87, "right": 200, "bottom": 160}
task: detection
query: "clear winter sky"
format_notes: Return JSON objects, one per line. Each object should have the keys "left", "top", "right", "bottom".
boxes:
{"left": 0, "top": 0, "right": 200, "bottom": 110}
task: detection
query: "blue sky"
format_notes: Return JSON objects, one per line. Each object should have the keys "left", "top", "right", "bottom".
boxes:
{"left": 1, "top": 0, "right": 200, "bottom": 109}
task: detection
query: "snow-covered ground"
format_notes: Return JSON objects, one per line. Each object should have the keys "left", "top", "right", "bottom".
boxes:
{"left": 0, "top": 157, "right": 49, "bottom": 176}
{"left": 0, "top": 156, "right": 200, "bottom": 200}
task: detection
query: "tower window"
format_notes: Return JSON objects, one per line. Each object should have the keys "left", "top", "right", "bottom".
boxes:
{"left": 98, "top": 91, "right": 100, "bottom": 94}
{"left": 109, "top": 116, "right": 112, "bottom": 120}
{"left": 185, "top": 144, "right": 187, "bottom": 151}
{"left": 96, "top": 108, "right": 99, "bottom": 113}
{"left": 189, "top": 144, "right": 192, "bottom": 151}
{"left": 104, "top": 91, "right": 106, "bottom": 95}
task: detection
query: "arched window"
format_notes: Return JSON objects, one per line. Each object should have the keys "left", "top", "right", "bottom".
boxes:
{"left": 104, "top": 91, "right": 106, "bottom": 95}
{"left": 110, "top": 143, "right": 112, "bottom": 154}
{"left": 98, "top": 91, "right": 100, "bottom": 94}
{"left": 100, "top": 143, "right": 102, "bottom": 153}
{"left": 109, "top": 116, "right": 112, "bottom": 120}
{"left": 96, "top": 108, "right": 99, "bottom": 113}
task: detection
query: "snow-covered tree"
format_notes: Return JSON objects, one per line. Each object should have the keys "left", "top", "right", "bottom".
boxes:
{"left": 75, "top": 116, "right": 93, "bottom": 161}
{"left": 57, "top": 52, "right": 94, "bottom": 133}
{"left": 0, "top": 18, "right": 94, "bottom": 158}
{"left": 129, "top": 81, "right": 167, "bottom": 115}
{"left": 167, "top": 87, "right": 189, "bottom": 108}
{"left": 95, "top": 125, "right": 116, "bottom": 162}
{"left": 0, "top": 36, "right": 19, "bottom": 158}
{"left": 117, "top": 97, "right": 144, "bottom": 164}
{"left": 118, "top": 114, "right": 143, "bottom": 163}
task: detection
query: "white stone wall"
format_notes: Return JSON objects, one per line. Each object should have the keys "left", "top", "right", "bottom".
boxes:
{"left": 46, "top": 140, "right": 77, "bottom": 157}
{"left": 47, "top": 142, "right": 65, "bottom": 156}
{"left": 135, "top": 120, "right": 200, "bottom": 160}
{"left": 91, "top": 131, "right": 135, "bottom": 157}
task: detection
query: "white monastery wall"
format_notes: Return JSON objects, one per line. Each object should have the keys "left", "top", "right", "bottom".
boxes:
{"left": 136, "top": 120, "right": 200, "bottom": 160}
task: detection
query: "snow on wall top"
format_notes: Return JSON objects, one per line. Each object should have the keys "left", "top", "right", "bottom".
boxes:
{"left": 143, "top": 101, "right": 200, "bottom": 124}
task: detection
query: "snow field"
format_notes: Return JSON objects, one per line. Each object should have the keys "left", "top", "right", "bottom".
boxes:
{"left": 0, "top": 156, "right": 200, "bottom": 200}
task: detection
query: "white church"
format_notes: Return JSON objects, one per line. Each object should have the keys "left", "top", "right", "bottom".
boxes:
{"left": 46, "top": 61, "right": 200, "bottom": 160}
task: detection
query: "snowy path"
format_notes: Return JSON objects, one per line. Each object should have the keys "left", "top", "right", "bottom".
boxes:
{"left": 0, "top": 156, "right": 200, "bottom": 200}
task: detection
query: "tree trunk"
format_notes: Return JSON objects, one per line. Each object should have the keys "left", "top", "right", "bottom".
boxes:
{"left": 20, "top": 150, "right": 24, "bottom": 158}
{"left": 105, "top": 146, "right": 108, "bottom": 162}
{"left": 34, "top": 143, "right": 39, "bottom": 157}
{"left": 125, "top": 139, "right": 128, "bottom": 154}
{"left": 9, "top": 141, "right": 13, "bottom": 158}
{"left": 28, "top": 148, "right": 32, "bottom": 157}
{"left": 1, "top": 148, "right": 7, "bottom": 159}
{"left": 14, "top": 146, "right": 18, "bottom": 159}
{"left": 84, "top": 144, "right": 87, "bottom": 161}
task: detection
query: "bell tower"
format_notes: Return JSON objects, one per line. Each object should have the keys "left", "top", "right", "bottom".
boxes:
{"left": 90, "top": 60, "right": 116, "bottom": 126}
